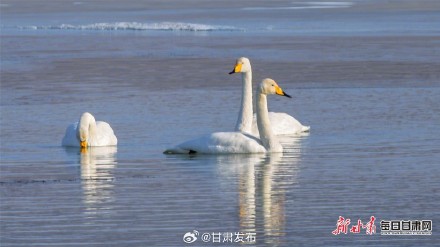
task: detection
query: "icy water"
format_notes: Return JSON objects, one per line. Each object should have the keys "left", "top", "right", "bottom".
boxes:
{"left": 1, "top": 0, "right": 440, "bottom": 246}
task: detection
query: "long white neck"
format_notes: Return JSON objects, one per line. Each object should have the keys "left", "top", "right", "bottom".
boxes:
{"left": 235, "top": 70, "right": 253, "bottom": 133}
{"left": 256, "top": 93, "right": 282, "bottom": 152}
{"left": 78, "top": 113, "right": 97, "bottom": 144}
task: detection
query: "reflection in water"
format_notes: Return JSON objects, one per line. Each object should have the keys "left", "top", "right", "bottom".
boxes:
{"left": 260, "top": 153, "right": 285, "bottom": 243}
{"left": 79, "top": 147, "right": 118, "bottom": 216}
{"left": 217, "top": 135, "right": 303, "bottom": 245}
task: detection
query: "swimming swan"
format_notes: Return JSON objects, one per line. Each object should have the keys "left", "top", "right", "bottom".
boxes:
{"left": 229, "top": 57, "right": 310, "bottom": 136}
{"left": 62, "top": 112, "right": 117, "bottom": 147}
{"left": 164, "top": 79, "right": 290, "bottom": 154}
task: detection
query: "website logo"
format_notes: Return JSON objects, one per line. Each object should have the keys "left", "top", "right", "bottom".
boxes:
{"left": 380, "top": 220, "right": 432, "bottom": 235}
{"left": 183, "top": 230, "right": 199, "bottom": 244}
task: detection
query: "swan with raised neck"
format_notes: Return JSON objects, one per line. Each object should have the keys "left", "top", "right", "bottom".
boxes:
{"left": 229, "top": 57, "right": 310, "bottom": 136}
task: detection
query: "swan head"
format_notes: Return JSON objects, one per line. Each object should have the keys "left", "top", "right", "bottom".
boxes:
{"left": 77, "top": 112, "right": 95, "bottom": 148}
{"left": 229, "top": 57, "right": 251, "bottom": 74}
{"left": 259, "top": 78, "right": 291, "bottom": 98}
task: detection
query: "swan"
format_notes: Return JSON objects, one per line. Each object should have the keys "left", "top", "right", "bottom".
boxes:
{"left": 229, "top": 57, "right": 310, "bottom": 136}
{"left": 164, "top": 79, "right": 290, "bottom": 154}
{"left": 61, "top": 112, "right": 117, "bottom": 148}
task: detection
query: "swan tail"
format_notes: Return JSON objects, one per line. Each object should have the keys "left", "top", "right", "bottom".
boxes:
{"left": 301, "top": 125, "right": 311, "bottom": 132}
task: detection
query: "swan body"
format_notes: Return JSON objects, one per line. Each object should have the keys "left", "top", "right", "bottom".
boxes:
{"left": 164, "top": 79, "right": 289, "bottom": 154}
{"left": 229, "top": 57, "right": 310, "bottom": 136}
{"left": 164, "top": 132, "right": 266, "bottom": 154}
{"left": 62, "top": 112, "right": 117, "bottom": 147}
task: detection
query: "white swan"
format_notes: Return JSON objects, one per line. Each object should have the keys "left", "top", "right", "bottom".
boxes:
{"left": 229, "top": 57, "right": 310, "bottom": 136}
{"left": 164, "top": 79, "right": 290, "bottom": 154}
{"left": 61, "top": 112, "right": 117, "bottom": 147}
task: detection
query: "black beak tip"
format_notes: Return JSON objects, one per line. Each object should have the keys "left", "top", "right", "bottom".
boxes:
{"left": 228, "top": 70, "right": 235, "bottom": 75}
{"left": 284, "top": 92, "right": 292, "bottom": 98}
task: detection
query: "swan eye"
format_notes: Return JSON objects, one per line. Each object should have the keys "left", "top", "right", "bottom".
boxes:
{"left": 272, "top": 84, "right": 274, "bottom": 87}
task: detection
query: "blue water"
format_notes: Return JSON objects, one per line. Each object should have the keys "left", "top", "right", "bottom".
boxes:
{"left": 1, "top": 0, "right": 440, "bottom": 246}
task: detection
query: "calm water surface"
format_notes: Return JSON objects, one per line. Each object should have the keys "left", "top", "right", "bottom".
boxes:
{"left": 1, "top": 0, "right": 440, "bottom": 246}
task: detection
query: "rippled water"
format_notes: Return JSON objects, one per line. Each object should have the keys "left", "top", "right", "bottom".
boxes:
{"left": 1, "top": 0, "right": 440, "bottom": 246}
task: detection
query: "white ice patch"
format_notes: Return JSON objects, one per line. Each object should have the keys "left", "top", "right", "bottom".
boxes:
{"left": 244, "top": 1, "right": 353, "bottom": 10}
{"left": 18, "top": 22, "right": 243, "bottom": 32}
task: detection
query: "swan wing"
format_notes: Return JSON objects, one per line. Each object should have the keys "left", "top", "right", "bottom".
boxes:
{"left": 251, "top": 112, "right": 310, "bottom": 137}
{"left": 95, "top": 121, "right": 118, "bottom": 146}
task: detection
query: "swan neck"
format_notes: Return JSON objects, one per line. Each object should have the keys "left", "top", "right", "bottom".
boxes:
{"left": 256, "top": 93, "right": 277, "bottom": 151}
{"left": 235, "top": 70, "right": 253, "bottom": 133}
{"left": 79, "top": 114, "right": 97, "bottom": 143}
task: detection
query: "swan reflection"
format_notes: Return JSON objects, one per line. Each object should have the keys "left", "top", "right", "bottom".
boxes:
{"left": 79, "top": 146, "right": 118, "bottom": 215}
{"left": 217, "top": 135, "right": 303, "bottom": 245}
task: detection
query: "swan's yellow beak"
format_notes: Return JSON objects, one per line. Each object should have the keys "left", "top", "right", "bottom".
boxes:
{"left": 80, "top": 140, "right": 87, "bottom": 148}
{"left": 229, "top": 63, "right": 242, "bottom": 74}
{"left": 275, "top": 85, "right": 292, "bottom": 98}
